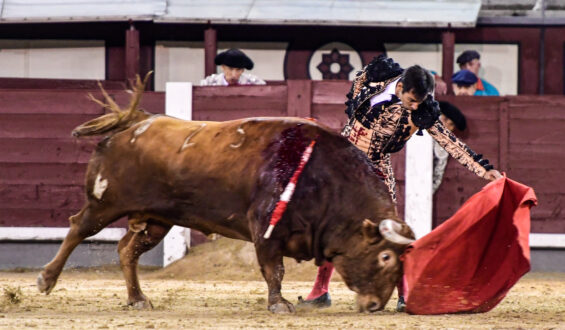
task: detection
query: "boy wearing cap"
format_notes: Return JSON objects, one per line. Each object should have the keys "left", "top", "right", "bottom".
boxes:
{"left": 201, "top": 48, "right": 265, "bottom": 86}
{"left": 451, "top": 69, "right": 478, "bottom": 96}
{"left": 456, "top": 50, "right": 499, "bottom": 96}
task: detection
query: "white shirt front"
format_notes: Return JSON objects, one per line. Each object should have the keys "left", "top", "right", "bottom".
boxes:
{"left": 369, "top": 77, "right": 400, "bottom": 107}
{"left": 200, "top": 72, "right": 266, "bottom": 86}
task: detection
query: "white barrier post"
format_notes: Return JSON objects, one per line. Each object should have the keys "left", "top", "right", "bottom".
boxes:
{"left": 404, "top": 131, "right": 433, "bottom": 239}
{"left": 163, "top": 82, "right": 193, "bottom": 267}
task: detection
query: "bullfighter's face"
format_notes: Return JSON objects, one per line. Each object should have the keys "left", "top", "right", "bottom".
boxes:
{"left": 332, "top": 219, "right": 414, "bottom": 313}
{"left": 395, "top": 83, "right": 426, "bottom": 111}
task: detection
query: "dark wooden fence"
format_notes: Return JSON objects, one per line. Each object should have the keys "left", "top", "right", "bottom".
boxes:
{"left": 1, "top": 81, "right": 563, "bottom": 236}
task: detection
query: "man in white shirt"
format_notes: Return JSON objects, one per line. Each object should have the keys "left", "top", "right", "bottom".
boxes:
{"left": 200, "top": 49, "right": 265, "bottom": 86}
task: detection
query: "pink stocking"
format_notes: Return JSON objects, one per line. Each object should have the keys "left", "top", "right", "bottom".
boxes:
{"left": 306, "top": 261, "right": 334, "bottom": 300}
{"left": 397, "top": 275, "right": 405, "bottom": 297}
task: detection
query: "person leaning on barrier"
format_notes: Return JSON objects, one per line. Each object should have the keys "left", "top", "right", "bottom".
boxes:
{"left": 433, "top": 101, "right": 467, "bottom": 193}
{"left": 297, "top": 55, "right": 502, "bottom": 313}
{"left": 200, "top": 48, "right": 266, "bottom": 86}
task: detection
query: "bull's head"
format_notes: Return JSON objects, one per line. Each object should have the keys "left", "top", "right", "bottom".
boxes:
{"left": 332, "top": 218, "right": 414, "bottom": 313}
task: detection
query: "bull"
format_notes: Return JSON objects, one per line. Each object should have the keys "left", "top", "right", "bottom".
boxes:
{"left": 37, "top": 75, "right": 415, "bottom": 313}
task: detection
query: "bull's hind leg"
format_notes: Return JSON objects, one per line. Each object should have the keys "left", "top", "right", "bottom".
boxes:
{"left": 255, "top": 242, "right": 296, "bottom": 313}
{"left": 38, "top": 204, "right": 122, "bottom": 294}
{"left": 118, "top": 220, "right": 171, "bottom": 309}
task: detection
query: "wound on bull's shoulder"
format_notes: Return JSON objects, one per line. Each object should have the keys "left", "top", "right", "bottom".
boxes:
{"left": 266, "top": 126, "right": 313, "bottom": 188}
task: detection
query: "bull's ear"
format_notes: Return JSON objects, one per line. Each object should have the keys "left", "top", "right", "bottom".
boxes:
{"left": 362, "top": 219, "right": 381, "bottom": 244}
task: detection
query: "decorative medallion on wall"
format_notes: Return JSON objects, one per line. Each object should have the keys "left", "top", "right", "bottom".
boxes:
{"left": 308, "top": 42, "right": 362, "bottom": 81}
{"left": 316, "top": 48, "right": 354, "bottom": 80}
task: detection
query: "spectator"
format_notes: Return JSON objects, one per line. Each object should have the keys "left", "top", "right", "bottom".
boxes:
{"left": 433, "top": 101, "right": 467, "bottom": 193}
{"left": 451, "top": 69, "right": 478, "bottom": 96}
{"left": 456, "top": 50, "right": 499, "bottom": 96}
{"left": 200, "top": 48, "right": 265, "bottom": 86}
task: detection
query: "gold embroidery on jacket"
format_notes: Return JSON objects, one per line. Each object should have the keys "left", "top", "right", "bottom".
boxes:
{"left": 343, "top": 106, "right": 490, "bottom": 203}
{"left": 427, "top": 121, "right": 488, "bottom": 178}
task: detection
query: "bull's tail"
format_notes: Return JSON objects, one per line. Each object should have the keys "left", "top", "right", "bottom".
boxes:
{"left": 72, "top": 72, "right": 153, "bottom": 138}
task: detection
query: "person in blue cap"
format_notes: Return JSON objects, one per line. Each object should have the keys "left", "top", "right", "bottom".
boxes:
{"left": 451, "top": 69, "right": 479, "bottom": 96}
{"left": 456, "top": 50, "right": 499, "bottom": 96}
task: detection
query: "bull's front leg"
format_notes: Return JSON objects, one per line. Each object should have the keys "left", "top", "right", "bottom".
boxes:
{"left": 255, "top": 242, "right": 295, "bottom": 313}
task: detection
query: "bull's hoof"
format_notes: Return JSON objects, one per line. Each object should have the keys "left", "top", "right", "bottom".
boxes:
{"left": 128, "top": 299, "right": 153, "bottom": 310}
{"left": 37, "top": 273, "right": 56, "bottom": 295}
{"left": 268, "top": 301, "right": 296, "bottom": 314}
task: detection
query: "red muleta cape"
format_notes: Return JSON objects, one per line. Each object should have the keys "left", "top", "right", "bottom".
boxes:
{"left": 402, "top": 177, "right": 537, "bottom": 315}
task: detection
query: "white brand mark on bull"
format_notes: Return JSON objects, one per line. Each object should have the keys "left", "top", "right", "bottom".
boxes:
{"left": 93, "top": 173, "right": 108, "bottom": 200}
{"left": 180, "top": 123, "right": 207, "bottom": 151}
{"left": 230, "top": 127, "right": 246, "bottom": 149}
{"left": 130, "top": 117, "right": 157, "bottom": 144}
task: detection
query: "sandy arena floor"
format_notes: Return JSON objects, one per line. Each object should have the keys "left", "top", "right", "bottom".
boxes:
{"left": 0, "top": 239, "right": 564, "bottom": 329}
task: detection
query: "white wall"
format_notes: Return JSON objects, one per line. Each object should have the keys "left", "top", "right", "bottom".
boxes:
{"left": 0, "top": 40, "right": 104, "bottom": 80}
{"left": 308, "top": 42, "right": 363, "bottom": 81}
{"left": 154, "top": 41, "right": 206, "bottom": 90}
{"left": 386, "top": 43, "right": 443, "bottom": 76}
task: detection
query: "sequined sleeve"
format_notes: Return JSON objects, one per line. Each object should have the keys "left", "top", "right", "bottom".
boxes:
{"left": 371, "top": 153, "right": 397, "bottom": 204}
{"left": 240, "top": 73, "right": 266, "bottom": 85}
{"left": 427, "top": 121, "right": 494, "bottom": 178}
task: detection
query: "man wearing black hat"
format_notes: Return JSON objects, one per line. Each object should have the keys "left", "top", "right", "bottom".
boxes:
{"left": 456, "top": 50, "right": 499, "bottom": 96}
{"left": 200, "top": 48, "right": 265, "bottom": 86}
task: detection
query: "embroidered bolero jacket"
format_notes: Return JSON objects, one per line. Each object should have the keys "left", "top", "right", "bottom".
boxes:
{"left": 341, "top": 67, "right": 493, "bottom": 202}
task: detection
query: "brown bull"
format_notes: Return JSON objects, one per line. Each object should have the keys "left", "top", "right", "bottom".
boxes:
{"left": 37, "top": 75, "right": 415, "bottom": 313}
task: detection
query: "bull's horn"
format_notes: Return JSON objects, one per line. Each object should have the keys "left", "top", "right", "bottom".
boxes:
{"left": 378, "top": 219, "right": 415, "bottom": 245}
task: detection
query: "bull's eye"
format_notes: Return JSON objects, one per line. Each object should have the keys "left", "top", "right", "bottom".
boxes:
{"left": 378, "top": 249, "right": 396, "bottom": 267}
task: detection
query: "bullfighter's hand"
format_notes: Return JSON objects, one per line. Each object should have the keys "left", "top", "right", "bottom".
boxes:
{"left": 484, "top": 169, "right": 503, "bottom": 181}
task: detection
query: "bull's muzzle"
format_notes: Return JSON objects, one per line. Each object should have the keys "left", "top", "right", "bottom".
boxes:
{"left": 357, "top": 294, "right": 383, "bottom": 313}
{"left": 379, "top": 219, "right": 415, "bottom": 245}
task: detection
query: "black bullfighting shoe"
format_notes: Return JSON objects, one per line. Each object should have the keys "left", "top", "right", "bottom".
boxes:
{"left": 296, "top": 292, "right": 332, "bottom": 309}
{"left": 396, "top": 295, "right": 406, "bottom": 312}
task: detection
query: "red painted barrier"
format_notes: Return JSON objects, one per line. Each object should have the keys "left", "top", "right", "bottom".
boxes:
{"left": 0, "top": 83, "right": 563, "bottom": 238}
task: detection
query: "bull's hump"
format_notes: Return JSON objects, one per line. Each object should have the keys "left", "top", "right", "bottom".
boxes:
{"left": 148, "top": 116, "right": 322, "bottom": 131}
{"left": 235, "top": 117, "right": 321, "bottom": 128}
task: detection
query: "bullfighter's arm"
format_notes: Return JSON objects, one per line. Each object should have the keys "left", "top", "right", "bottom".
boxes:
{"left": 426, "top": 121, "right": 494, "bottom": 179}
{"left": 371, "top": 153, "right": 397, "bottom": 204}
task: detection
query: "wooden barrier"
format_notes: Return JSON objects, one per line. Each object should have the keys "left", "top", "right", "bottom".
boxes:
{"left": 0, "top": 83, "right": 563, "bottom": 240}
